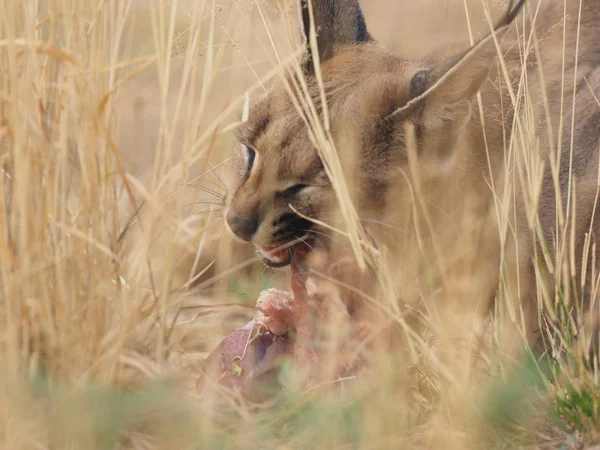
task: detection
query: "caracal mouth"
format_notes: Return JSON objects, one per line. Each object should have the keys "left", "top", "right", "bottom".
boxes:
{"left": 255, "top": 237, "right": 315, "bottom": 269}
{"left": 256, "top": 245, "right": 293, "bottom": 268}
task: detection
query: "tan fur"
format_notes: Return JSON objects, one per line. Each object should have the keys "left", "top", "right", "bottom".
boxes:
{"left": 225, "top": 0, "right": 600, "bottom": 350}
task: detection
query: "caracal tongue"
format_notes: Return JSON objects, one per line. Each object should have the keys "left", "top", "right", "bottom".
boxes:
{"left": 257, "top": 245, "right": 288, "bottom": 261}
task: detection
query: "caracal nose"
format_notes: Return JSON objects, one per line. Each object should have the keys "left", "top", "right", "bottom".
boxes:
{"left": 226, "top": 212, "right": 259, "bottom": 242}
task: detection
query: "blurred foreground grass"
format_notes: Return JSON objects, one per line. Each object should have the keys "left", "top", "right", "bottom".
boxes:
{"left": 0, "top": 0, "right": 599, "bottom": 449}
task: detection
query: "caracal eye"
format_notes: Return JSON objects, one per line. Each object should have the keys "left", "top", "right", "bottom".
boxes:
{"left": 244, "top": 146, "right": 257, "bottom": 177}
{"left": 279, "top": 184, "right": 308, "bottom": 197}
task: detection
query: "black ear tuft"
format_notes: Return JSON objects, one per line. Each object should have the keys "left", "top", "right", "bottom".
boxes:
{"left": 494, "top": 0, "right": 526, "bottom": 29}
{"left": 298, "top": 0, "right": 372, "bottom": 75}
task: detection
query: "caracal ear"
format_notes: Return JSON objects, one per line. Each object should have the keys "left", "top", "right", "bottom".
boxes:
{"left": 297, "top": 0, "right": 372, "bottom": 75}
{"left": 391, "top": 0, "right": 525, "bottom": 128}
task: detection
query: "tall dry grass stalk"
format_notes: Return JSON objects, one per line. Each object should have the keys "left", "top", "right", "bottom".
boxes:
{"left": 0, "top": 0, "right": 598, "bottom": 449}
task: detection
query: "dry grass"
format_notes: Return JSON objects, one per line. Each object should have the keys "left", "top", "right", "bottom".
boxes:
{"left": 0, "top": 0, "right": 599, "bottom": 449}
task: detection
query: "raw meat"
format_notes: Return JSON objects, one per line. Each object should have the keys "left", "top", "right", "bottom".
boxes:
{"left": 196, "top": 244, "right": 378, "bottom": 400}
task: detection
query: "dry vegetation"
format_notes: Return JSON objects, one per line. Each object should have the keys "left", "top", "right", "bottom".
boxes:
{"left": 0, "top": 0, "right": 599, "bottom": 449}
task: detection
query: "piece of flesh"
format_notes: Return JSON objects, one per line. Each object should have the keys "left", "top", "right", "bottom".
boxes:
{"left": 196, "top": 244, "right": 376, "bottom": 401}
{"left": 196, "top": 287, "right": 299, "bottom": 400}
